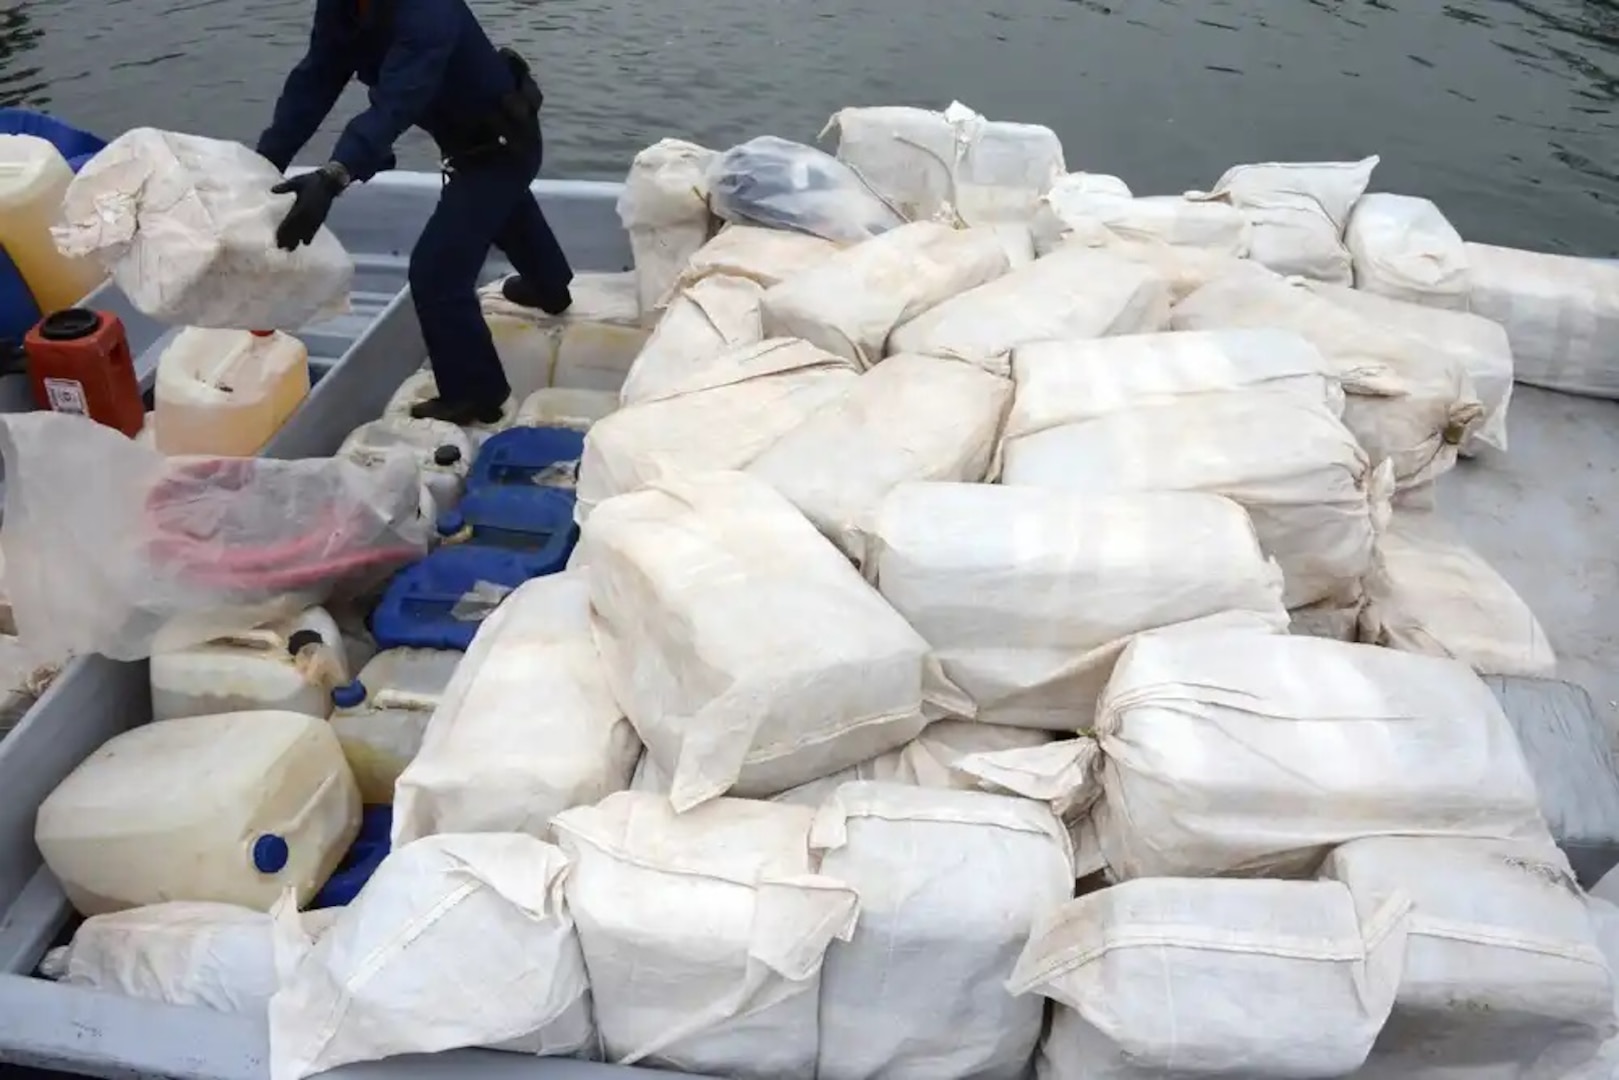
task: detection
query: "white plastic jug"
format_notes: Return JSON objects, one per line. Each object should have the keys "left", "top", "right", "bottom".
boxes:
{"left": 35, "top": 710, "right": 361, "bottom": 915}
{"left": 516, "top": 388, "right": 619, "bottom": 431}
{"left": 154, "top": 328, "right": 311, "bottom": 456}
{"left": 329, "top": 648, "right": 462, "bottom": 805}
{"left": 0, "top": 134, "right": 104, "bottom": 312}
{"left": 384, "top": 370, "right": 517, "bottom": 446}
{"left": 337, "top": 416, "right": 472, "bottom": 520}
{"left": 484, "top": 271, "right": 649, "bottom": 397}
{"left": 150, "top": 607, "right": 348, "bottom": 723}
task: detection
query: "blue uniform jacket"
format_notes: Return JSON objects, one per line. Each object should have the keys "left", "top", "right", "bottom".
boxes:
{"left": 256, "top": 0, "right": 517, "bottom": 181}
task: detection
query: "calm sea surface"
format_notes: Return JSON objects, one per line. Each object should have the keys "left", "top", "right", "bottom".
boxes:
{"left": 1, "top": 0, "right": 1614, "bottom": 253}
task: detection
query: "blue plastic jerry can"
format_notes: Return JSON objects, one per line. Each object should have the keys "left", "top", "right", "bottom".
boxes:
{"left": 369, "top": 544, "right": 548, "bottom": 651}
{"left": 436, "top": 484, "right": 578, "bottom": 567}
{"left": 309, "top": 805, "right": 393, "bottom": 909}
{"left": 466, "top": 425, "right": 586, "bottom": 493}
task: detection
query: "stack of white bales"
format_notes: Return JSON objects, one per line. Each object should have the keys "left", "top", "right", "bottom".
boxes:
{"left": 63, "top": 109, "right": 1619, "bottom": 1080}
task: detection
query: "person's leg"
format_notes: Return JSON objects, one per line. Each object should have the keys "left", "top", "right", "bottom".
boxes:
{"left": 407, "top": 157, "right": 534, "bottom": 419}
{"left": 492, "top": 132, "right": 576, "bottom": 314}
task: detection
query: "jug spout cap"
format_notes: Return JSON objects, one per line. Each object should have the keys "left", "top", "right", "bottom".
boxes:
{"left": 252, "top": 834, "right": 290, "bottom": 874}
{"left": 331, "top": 680, "right": 367, "bottom": 710}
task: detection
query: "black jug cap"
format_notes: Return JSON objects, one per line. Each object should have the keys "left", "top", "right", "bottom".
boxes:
{"left": 287, "top": 629, "right": 325, "bottom": 655}
{"left": 38, "top": 309, "right": 103, "bottom": 342}
{"left": 433, "top": 444, "right": 463, "bottom": 466}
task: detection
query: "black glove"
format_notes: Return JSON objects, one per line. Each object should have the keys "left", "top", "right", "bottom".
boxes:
{"left": 271, "top": 163, "right": 348, "bottom": 251}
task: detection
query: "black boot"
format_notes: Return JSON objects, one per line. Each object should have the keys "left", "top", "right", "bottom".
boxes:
{"left": 410, "top": 396, "right": 506, "bottom": 425}
{"left": 502, "top": 274, "right": 572, "bottom": 316}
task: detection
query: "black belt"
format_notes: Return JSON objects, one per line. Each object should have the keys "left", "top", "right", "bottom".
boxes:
{"left": 439, "top": 49, "right": 544, "bottom": 169}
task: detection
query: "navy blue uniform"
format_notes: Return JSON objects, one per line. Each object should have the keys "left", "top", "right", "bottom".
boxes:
{"left": 258, "top": 0, "right": 573, "bottom": 408}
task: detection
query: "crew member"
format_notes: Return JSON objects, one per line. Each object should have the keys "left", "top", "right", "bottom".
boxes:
{"left": 257, "top": 0, "right": 574, "bottom": 424}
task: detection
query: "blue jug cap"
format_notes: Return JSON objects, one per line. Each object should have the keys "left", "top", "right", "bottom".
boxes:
{"left": 436, "top": 509, "right": 465, "bottom": 537}
{"left": 331, "top": 681, "right": 367, "bottom": 709}
{"left": 253, "top": 834, "right": 290, "bottom": 875}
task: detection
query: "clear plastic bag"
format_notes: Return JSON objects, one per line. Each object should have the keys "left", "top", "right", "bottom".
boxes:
{"left": 706, "top": 136, "right": 906, "bottom": 244}
{"left": 0, "top": 412, "right": 430, "bottom": 662}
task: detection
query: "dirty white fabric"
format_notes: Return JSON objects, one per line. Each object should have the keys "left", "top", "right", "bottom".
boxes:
{"left": 54, "top": 129, "right": 353, "bottom": 329}
{"left": 553, "top": 792, "right": 858, "bottom": 1079}
{"left": 760, "top": 221, "right": 1010, "bottom": 368}
{"left": 989, "top": 223, "right": 1037, "bottom": 267}
{"left": 1173, "top": 268, "right": 1485, "bottom": 490}
{"left": 1006, "top": 329, "right": 1344, "bottom": 434}
{"left": 582, "top": 471, "right": 941, "bottom": 810}
{"left": 620, "top": 275, "right": 768, "bottom": 405}
{"left": 1187, "top": 156, "right": 1379, "bottom": 283}
{"left": 481, "top": 271, "right": 648, "bottom": 398}
{"left": 998, "top": 392, "right": 1388, "bottom": 609}
{"left": 617, "top": 138, "right": 718, "bottom": 319}
{"left": 668, "top": 224, "right": 842, "bottom": 300}
{"left": 747, "top": 353, "right": 1011, "bottom": 565}
{"left": 268, "top": 834, "right": 593, "bottom": 1080}
{"left": 1032, "top": 181, "right": 1250, "bottom": 257}
{"left": 1360, "top": 509, "right": 1556, "bottom": 677}
{"left": 1323, "top": 837, "right": 1614, "bottom": 1080}
{"left": 888, "top": 245, "right": 1172, "bottom": 377}
{"left": 1306, "top": 280, "right": 1513, "bottom": 454}
{"left": 1094, "top": 632, "right": 1549, "bottom": 879}
{"left": 40, "top": 899, "right": 335, "bottom": 1016}
{"left": 576, "top": 338, "right": 858, "bottom": 519}
{"left": 1464, "top": 242, "right": 1619, "bottom": 399}
{"left": 391, "top": 571, "right": 640, "bottom": 846}
{"left": 707, "top": 136, "right": 905, "bottom": 244}
{"left": 1060, "top": 235, "right": 1253, "bottom": 302}
{"left": 1571, "top": 898, "right": 1619, "bottom": 1080}
{"left": 769, "top": 720, "right": 1052, "bottom": 808}
{"left": 0, "top": 412, "right": 431, "bottom": 663}
{"left": 871, "top": 484, "right": 1287, "bottom": 729}
{"left": 812, "top": 783, "right": 1075, "bottom": 1080}
{"left": 1345, "top": 193, "right": 1471, "bottom": 310}
{"left": 951, "top": 737, "right": 1103, "bottom": 826}
{"left": 822, "top": 101, "right": 1066, "bottom": 225}
{"left": 1010, "top": 877, "right": 1412, "bottom": 1080}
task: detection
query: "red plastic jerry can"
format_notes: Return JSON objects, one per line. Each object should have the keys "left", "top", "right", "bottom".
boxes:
{"left": 23, "top": 307, "right": 143, "bottom": 436}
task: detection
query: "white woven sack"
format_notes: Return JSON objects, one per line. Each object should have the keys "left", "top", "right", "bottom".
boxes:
{"left": 812, "top": 783, "right": 1075, "bottom": 1080}
{"left": 870, "top": 484, "right": 1288, "bottom": 729}
{"left": 823, "top": 101, "right": 1066, "bottom": 225}
{"left": 1173, "top": 268, "right": 1485, "bottom": 490}
{"left": 1306, "top": 279, "right": 1513, "bottom": 454}
{"left": 1360, "top": 509, "right": 1555, "bottom": 677}
{"left": 747, "top": 353, "right": 1011, "bottom": 565}
{"left": 1093, "top": 632, "right": 1550, "bottom": 879}
{"left": 667, "top": 224, "right": 841, "bottom": 300}
{"left": 390, "top": 570, "right": 640, "bottom": 847}
{"left": 1324, "top": 837, "right": 1615, "bottom": 1080}
{"left": 1186, "top": 156, "right": 1379, "bottom": 283}
{"left": 769, "top": 720, "right": 1052, "bottom": 808}
{"left": 888, "top": 244, "right": 1172, "bottom": 377}
{"left": 582, "top": 470, "right": 941, "bottom": 810}
{"left": 268, "top": 834, "right": 593, "bottom": 1080}
{"left": 998, "top": 390, "right": 1389, "bottom": 609}
{"left": 617, "top": 138, "right": 717, "bottom": 320}
{"left": 1006, "top": 328, "right": 1344, "bottom": 436}
{"left": 1009, "top": 877, "right": 1412, "bottom": 1080}
{"left": 576, "top": 338, "right": 858, "bottom": 519}
{"left": 553, "top": 792, "right": 858, "bottom": 1079}
{"left": 55, "top": 128, "right": 352, "bottom": 330}
{"left": 1345, "top": 193, "right": 1471, "bottom": 310}
{"left": 40, "top": 899, "right": 335, "bottom": 1016}
{"left": 760, "top": 221, "right": 1010, "bottom": 368}
{"left": 619, "top": 274, "right": 767, "bottom": 405}
{"left": 1464, "top": 242, "right": 1619, "bottom": 399}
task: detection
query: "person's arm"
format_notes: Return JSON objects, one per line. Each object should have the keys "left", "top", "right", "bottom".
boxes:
{"left": 326, "top": 0, "right": 458, "bottom": 183}
{"left": 255, "top": 0, "right": 354, "bottom": 171}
